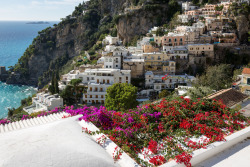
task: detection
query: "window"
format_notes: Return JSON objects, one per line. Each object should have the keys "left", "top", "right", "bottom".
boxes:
{"left": 100, "top": 88, "right": 103, "bottom": 92}
{"left": 126, "top": 77, "right": 128, "bottom": 80}
{"left": 106, "top": 66, "right": 108, "bottom": 68}
{"left": 180, "top": 38, "right": 183, "bottom": 42}
{"left": 109, "top": 58, "right": 112, "bottom": 62}
{"left": 110, "top": 66, "right": 112, "bottom": 68}
{"left": 96, "top": 95, "right": 98, "bottom": 98}
{"left": 87, "top": 77, "right": 89, "bottom": 81}
{"left": 169, "top": 39, "right": 171, "bottom": 42}
{"left": 85, "top": 95, "right": 87, "bottom": 98}
{"left": 174, "top": 38, "right": 177, "bottom": 42}
{"left": 90, "top": 87, "right": 92, "bottom": 91}
{"left": 95, "top": 87, "right": 98, "bottom": 92}
{"left": 116, "top": 65, "right": 118, "bottom": 67}
{"left": 101, "top": 95, "right": 104, "bottom": 98}
{"left": 90, "top": 95, "right": 92, "bottom": 98}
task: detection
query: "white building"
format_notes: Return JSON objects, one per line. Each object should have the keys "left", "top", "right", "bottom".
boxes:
{"left": 182, "top": 2, "right": 199, "bottom": 11}
{"left": 103, "top": 47, "right": 129, "bottom": 69}
{"left": 169, "top": 47, "right": 189, "bottom": 60}
{"left": 82, "top": 69, "right": 131, "bottom": 104}
{"left": 140, "top": 71, "right": 195, "bottom": 96}
{"left": 102, "top": 35, "right": 121, "bottom": 45}
{"left": 178, "top": 14, "right": 192, "bottom": 23}
{"left": 24, "top": 93, "right": 63, "bottom": 114}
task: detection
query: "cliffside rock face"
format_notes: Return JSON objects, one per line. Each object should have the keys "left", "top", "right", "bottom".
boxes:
{"left": 7, "top": 0, "right": 179, "bottom": 87}
{"left": 117, "top": 4, "right": 175, "bottom": 44}
{"left": 236, "top": 14, "right": 250, "bottom": 43}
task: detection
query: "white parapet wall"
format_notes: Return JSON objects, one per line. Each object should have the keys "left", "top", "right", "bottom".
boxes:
{"left": 161, "top": 126, "right": 250, "bottom": 167}
{"left": 78, "top": 120, "right": 140, "bottom": 167}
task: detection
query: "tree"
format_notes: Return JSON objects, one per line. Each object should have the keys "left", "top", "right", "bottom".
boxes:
{"left": 195, "top": 64, "right": 232, "bottom": 91}
{"left": 156, "top": 27, "right": 165, "bottom": 36}
{"left": 159, "top": 90, "right": 170, "bottom": 99}
{"left": 69, "top": 79, "right": 82, "bottom": 104}
{"left": 105, "top": 83, "right": 138, "bottom": 111}
{"left": 186, "top": 86, "right": 213, "bottom": 99}
{"left": 60, "top": 85, "right": 74, "bottom": 105}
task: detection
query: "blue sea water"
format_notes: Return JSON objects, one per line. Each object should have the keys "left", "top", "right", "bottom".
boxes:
{"left": 0, "top": 21, "right": 59, "bottom": 118}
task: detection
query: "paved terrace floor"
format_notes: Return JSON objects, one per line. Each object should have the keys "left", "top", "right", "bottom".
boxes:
{"left": 195, "top": 139, "right": 250, "bottom": 167}
{"left": 0, "top": 116, "right": 118, "bottom": 167}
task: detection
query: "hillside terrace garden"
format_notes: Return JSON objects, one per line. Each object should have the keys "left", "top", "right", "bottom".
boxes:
{"left": 1, "top": 97, "right": 249, "bottom": 166}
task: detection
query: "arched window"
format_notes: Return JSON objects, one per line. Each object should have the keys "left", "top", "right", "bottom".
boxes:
{"left": 180, "top": 38, "right": 183, "bottom": 42}
{"left": 169, "top": 39, "right": 171, "bottom": 42}
{"left": 174, "top": 38, "right": 177, "bottom": 42}
{"left": 109, "top": 58, "right": 112, "bottom": 62}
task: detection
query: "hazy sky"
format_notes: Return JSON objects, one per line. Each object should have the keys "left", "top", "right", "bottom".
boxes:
{"left": 0, "top": 0, "right": 85, "bottom": 21}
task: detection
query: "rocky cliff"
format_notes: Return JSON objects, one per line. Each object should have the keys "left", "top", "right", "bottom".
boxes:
{"left": 7, "top": 0, "right": 181, "bottom": 88}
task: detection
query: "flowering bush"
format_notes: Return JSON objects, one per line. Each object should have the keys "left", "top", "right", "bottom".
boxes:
{"left": 75, "top": 97, "right": 249, "bottom": 166}
{"left": 1, "top": 97, "right": 249, "bottom": 166}
{"left": 0, "top": 119, "right": 10, "bottom": 125}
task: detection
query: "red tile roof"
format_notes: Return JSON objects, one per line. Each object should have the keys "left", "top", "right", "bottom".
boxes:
{"left": 206, "top": 88, "right": 249, "bottom": 108}
{"left": 242, "top": 68, "right": 250, "bottom": 74}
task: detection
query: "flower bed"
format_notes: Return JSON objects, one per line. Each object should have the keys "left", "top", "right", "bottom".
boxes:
{"left": 1, "top": 97, "right": 249, "bottom": 166}
{"left": 75, "top": 97, "right": 249, "bottom": 166}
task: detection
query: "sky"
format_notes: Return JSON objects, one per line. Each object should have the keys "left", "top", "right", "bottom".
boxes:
{"left": 0, "top": 0, "right": 85, "bottom": 21}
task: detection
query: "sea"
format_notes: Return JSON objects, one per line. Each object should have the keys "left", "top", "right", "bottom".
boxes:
{"left": 0, "top": 21, "right": 59, "bottom": 118}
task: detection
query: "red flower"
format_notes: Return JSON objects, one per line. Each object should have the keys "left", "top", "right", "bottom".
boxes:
{"left": 149, "top": 155, "right": 166, "bottom": 166}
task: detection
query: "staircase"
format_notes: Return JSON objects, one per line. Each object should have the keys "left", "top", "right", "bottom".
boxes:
{"left": 0, "top": 112, "right": 70, "bottom": 134}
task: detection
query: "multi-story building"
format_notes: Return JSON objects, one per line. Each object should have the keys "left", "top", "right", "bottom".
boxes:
{"left": 169, "top": 47, "right": 189, "bottom": 60}
{"left": 143, "top": 44, "right": 160, "bottom": 53}
{"left": 24, "top": 93, "right": 64, "bottom": 114}
{"left": 143, "top": 53, "right": 175, "bottom": 74}
{"left": 123, "top": 59, "right": 145, "bottom": 78}
{"left": 210, "top": 31, "right": 238, "bottom": 43}
{"left": 162, "top": 33, "right": 186, "bottom": 46}
{"left": 82, "top": 69, "right": 131, "bottom": 104}
{"left": 240, "top": 68, "right": 250, "bottom": 95}
{"left": 178, "top": 14, "right": 192, "bottom": 23}
{"left": 182, "top": 2, "right": 199, "bottom": 11}
{"left": 141, "top": 71, "right": 195, "bottom": 95}
{"left": 102, "top": 35, "right": 121, "bottom": 45}
{"left": 206, "top": 18, "right": 223, "bottom": 31}
{"left": 187, "top": 43, "right": 214, "bottom": 58}
{"left": 184, "top": 10, "right": 202, "bottom": 19}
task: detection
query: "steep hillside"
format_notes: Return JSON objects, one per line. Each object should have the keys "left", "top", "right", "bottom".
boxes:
{"left": 7, "top": 0, "right": 181, "bottom": 88}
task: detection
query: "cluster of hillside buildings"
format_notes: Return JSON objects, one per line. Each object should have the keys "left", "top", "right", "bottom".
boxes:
{"left": 24, "top": 0, "right": 250, "bottom": 112}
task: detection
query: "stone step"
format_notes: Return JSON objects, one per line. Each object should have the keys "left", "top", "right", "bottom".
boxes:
{"left": 26, "top": 119, "right": 33, "bottom": 127}
{"left": 47, "top": 114, "right": 56, "bottom": 121}
{"left": 22, "top": 120, "right": 29, "bottom": 128}
{"left": 11, "top": 122, "right": 17, "bottom": 130}
{"left": 55, "top": 113, "right": 62, "bottom": 120}
{"left": 43, "top": 116, "right": 50, "bottom": 123}
{"left": 33, "top": 118, "right": 40, "bottom": 125}
{"left": 15, "top": 121, "right": 21, "bottom": 129}
{"left": 36, "top": 117, "right": 44, "bottom": 124}
{"left": 0, "top": 112, "right": 74, "bottom": 134}
{"left": 7, "top": 123, "right": 13, "bottom": 131}
{"left": 0, "top": 124, "right": 5, "bottom": 133}
{"left": 19, "top": 121, "right": 25, "bottom": 129}
{"left": 46, "top": 115, "right": 54, "bottom": 122}
{"left": 51, "top": 113, "right": 60, "bottom": 120}
{"left": 4, "top": 124, "right": 9, "bottom": 132}
{"left": 29, "top": 119, "right": 35, "bottom": 126}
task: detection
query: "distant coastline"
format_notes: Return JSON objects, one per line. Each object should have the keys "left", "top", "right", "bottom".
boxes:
{"left": 26, "top": 21, "right": 50, "bottom": 24}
